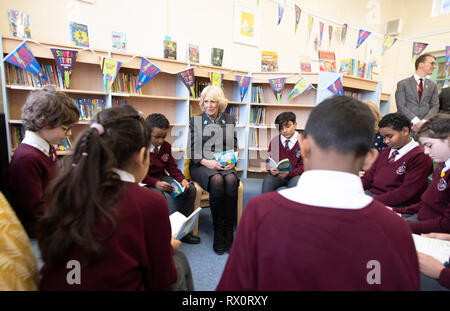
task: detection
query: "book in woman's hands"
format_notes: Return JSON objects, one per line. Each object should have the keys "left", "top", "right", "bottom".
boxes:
{"left": 169, "top": 179, "right": 186, "bottom": 198}
{"left": 267, "top": 157, "right": 292, "bottom": 172}
{"left": 213, "top": 149, "right": 238, "bottom": 166}
{"left": 170, "top": 208, "right": 202, "bottom": 240}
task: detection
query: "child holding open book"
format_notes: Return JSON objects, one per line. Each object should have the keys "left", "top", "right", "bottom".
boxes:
{"left": 261, "top": 112, "right": 303, "bottom": 193}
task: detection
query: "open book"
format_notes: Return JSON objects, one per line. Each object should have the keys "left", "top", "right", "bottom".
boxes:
{"left": 412, "top": 234, "right": 450, "bottom": 265}
{"left": 170, "top": 208, "right": 202, "bottom": 240}
{"left": 267, "top": 157, "right": 292, "bottom": 172}
{"left": 169, "top": 179, "right": 186, "bottom": 198}
{"left": 213, "top": 149, "right": 238, "bottom": 166}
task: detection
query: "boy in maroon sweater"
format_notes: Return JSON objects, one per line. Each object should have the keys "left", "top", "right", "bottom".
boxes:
{"left": 7, "top": 87, "right": 79, "bottom": 237}
{"left": 217, "top": 96, "right": 419, "bottom": 290}
{"left": 361, "top": 113, "right": 433, "bottom": 207}
{"left": 262, "top": 112, "right": 304, "bottom": 193}
{"left": 143, "top": 113, "right": 200, "bottom": 244}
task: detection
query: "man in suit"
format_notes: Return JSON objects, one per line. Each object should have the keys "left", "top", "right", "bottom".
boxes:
{"left": 395, "top": 54, "right": 439, "bottom": 132}
{"left": 439, "top": 87, "right": 450, "bottom": 114}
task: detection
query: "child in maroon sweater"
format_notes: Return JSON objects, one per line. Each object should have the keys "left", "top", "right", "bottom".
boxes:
{"left": 38, "top": 107, "right": 193, "bottom": 290}
{"left": 262, "top": 112, "right": 304, "bottom": 193}
{"left": 396, "top": 114, "right": 450, "bottom": 234}
{"left": 361, "top": 113, "right": 433, "bottom": 207}
{"left": 7, "top": 86, "right": 79, "bottom": 237}
{"left": 217, "top": 96, "right": 419, "bottom": 290}
{"left": 143, "top": 113, "right": 200, "bottom": 244}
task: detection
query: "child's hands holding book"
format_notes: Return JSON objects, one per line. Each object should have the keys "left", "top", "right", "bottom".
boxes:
{"left": 156, "top": 180, "right": 174, "bottom": 192}
{"left": 181, "top": 179, "right": 190, "bottom": 190}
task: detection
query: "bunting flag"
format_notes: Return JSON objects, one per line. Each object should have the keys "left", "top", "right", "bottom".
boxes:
{"left": 307, "top": 15, "right": 314, "bottom": 40}
{"left": 319, "top": 22, "right": 324, "bottom": 45}
{"left": 236, "top": 75, "right": 251, "bottom": 102}
{"left": 356, "top": 29, "right": 371, "bottom": 48}
{"left": 268, "top": 77, "right": 286, "bottom": 103}
{"left": 4, "top": 41, "right": 47, "bottom": 82}
{"left": 278, "top": 0, "right": 285, "bottom": 25}
{"left": 381, "top": 36, "right": 397, "bottom": 56}
{"left": 327, "top": 76, "right": 344, "bottom": 95}
{"left": 446, "top": 46, "right": 450, "bottom": 70}
{"left": 257, "top": 0, "right": 260, "bottom": 6}
{"left": 288, "top": 77, "right": 314, "bottom": 100}
{"left": 411, "top": 42, "right": 429, "bottom": 63}
{"left": 294, "top": 5, "right": 301, "bottom": 34}
{"left": 328, "top": 25, "right": 333, "bottom": 47}
{"left": 341, "top": 24, "right": 348, "bottom": 42}
{"left": 136, "top": 57, "right": 160, "bottom": 91}
{"left": 99, "top": 57, "right": 122, "bottom": 93}
{"left": 50, "top": 48, "right": 78, "bottom": 89}
{"left": 178, "top": 68, "right": 196, "bottom": 98}
{"left": 209, "top": 72, "right": 224, "bottom": 88}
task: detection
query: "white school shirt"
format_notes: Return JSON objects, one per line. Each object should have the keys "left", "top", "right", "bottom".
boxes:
{"left": 280, "top": 131, "right": 299, "bottom": 151}
{"left": 21, "top": 130, "right": 52, "bottom": 157}
{"left": 112, "top": 168, "right": 136, "bottom": 183}
{"left": 388, "top": 138, "right": 419, "bottom": 162}
{"left": 411, "top": 74, "right": 429, "bottom": 125}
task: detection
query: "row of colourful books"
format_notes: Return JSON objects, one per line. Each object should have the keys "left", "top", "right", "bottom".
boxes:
{"left": 56, "top": 137, "right": 72, "bottom": 151}
{"left": 194, "top": 80, "right": 210, "bottom": 98}
{"left": 249, "top": 129, "right": 259, "bottom": 147}
{"left": 343, "top": 90, "right": 364, "bottom": 101}
{"left": 75, "top": 98, "right": 106, "bottom": 121}
{"left": 339, "top": 59, "right": 373, "bottom": 80}
{"left": 5, "top": 63, "right": 64, "bottom": 88}
{"left": 251, "top": 86, "right": 266, "bottom": 104}
{"left": 250, "top": 107, "right": 266, "bottom": 125}
{"left": 225, "top": 105, "right": 240, "bottom": 123}
{"left": 111, "top": 72, "right": 143, "bottom": 95}
{"left": 10, "top": 125, "right": 71, "bottom": 152}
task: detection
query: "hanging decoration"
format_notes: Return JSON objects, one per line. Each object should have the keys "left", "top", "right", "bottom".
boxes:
{"left": 327, "top": 76, "right": 344, "bottom": 95}
{"left": 268, "top": 77, "right": 286, "bottom": 103}
{"left": 341, "top": 23, "right": 348, "bottom": 42}
{"left": 209, "top": 72, "right": 224, "bottom": 88}
{"left": 328, "top": 25, "right": 333, "bottom": 47}
{"left": 50, "top": 48, "right": 78, "bottom": 89}
{"left": 178, "top": 67, "right": 196, "bottom": 98}
{"left": 411, "top": 42, "right": 429, "bottom": 63}
{"left": 446, "top": 46, "right": 450, "bottom": 70}
{"left": 136, "top": 57, "right": 161, "bottom": 91}
{"left": 278, "top": 0, "right": 286, "bottom": 25}
{"left": 99, "top": 56, "right": 122, "bottom": 93}
{"left": 307, "top": 15, "right": 313, "bottom": 40}
{"left": 319, "top": 22, "right": 324, "bottom": 46}
{"left": 236, "top": 75, "right": 251, "bottom": 102}
{"left": 356, "top": 29, "right": 371, "bottom": 48}
{"left": 288, "top": 77, "right": 314, "bottom": 100}
{"left": 381, "top": 36, "right": 397, "bottom": 56}
{"left": 4, "top": 41, "right": 47, "bottom": 82}
{"left": 294, "top": 5, "right": 301, "bottom": 34}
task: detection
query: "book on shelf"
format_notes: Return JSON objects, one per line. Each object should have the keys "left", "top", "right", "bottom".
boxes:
{"left": 112, "top": 98, "right": 128, "bottom": 107}
{"left": 412, "top": 234, "right": 450, "bottom": 265}
{"left": 267, "top": 157, "right": 292, "bottom": 172}
{"left": 251, "top": 86, "right": 266, "bottom": 103}
{"left": 169, "top": 179, "right": 186, "bottom": 198}
{"left": 357, "top": 61, "right": 366, "bottom": 79}
{"left": 75, "top": 99, "right": 106, "bottom": 121}
{"left": 163, "top": 39, "right": 177, "bottom": 60}
{"left": 225, "top": 105, "right": 240, "bottom": 123}
{"left": 194, "top": 80, "right": 209, "bottom": 98}
{"left": 111, "top": 72, "right": 143, "bottom": 94}
{"left": 5, "top": 62, "right": 68, "bottom": 90}
{"left": 318, "top": 50, "right": 336, "bottom": 72}
{"left": 170, "top": 208, "right": 202, "bottom": 240}
{"left": 343, "top": 90, "right": 364, "bottom": 100}
{"left": 261, "top": 51, "right": 278, "bottom": 72}
{"left": 9, "top": 9, "right": 31, "bottom": 39}
{"left": 70, "top": 22, "right": 89, "bottom": 47}
{"left": 112, "top": 31, "right": 127, "bottom": 51}
{"left": 56, "top": 137, "right": 72, "bottom": 151}
{"left": 10, "top": 126, "right": 25, "bottom": 149}
{"left": 250, "top": 107, "right": 266, "bottom": 124}
{"left": 249, "top": 129, "right": 259, "bottom": 147}
{"left": 339, "top": 59, "right": 356, "bottom": 76}
{"left": 213, "top": 149, "right": 238, "bottom": 166}
{"left": 188, "top": 43, "right": 199, "bottom": 64}
{"left": 300, "top": 56, "right": 312, "bottom": 73}
{"left": 211, "top": 48, "right": 224, "bottom": 67}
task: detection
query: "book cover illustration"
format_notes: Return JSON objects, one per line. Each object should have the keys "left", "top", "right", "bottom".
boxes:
{"left": 112, "top": 31, "right": 127, "bottom": 51}
{"left": 50, "top": 48, "right": 78, "bottom": 89}
{"left": 70, "top": 22, "right": 89, "bottom": 47}
{"left": 318, "top": 50, "right": 336, "bottom": 72}
{"left": 9, "top": 9, "right": 31, "bottom": 39}
{"left": 261, "top": 51, "right": 278, "bottom": 72}
{"left": 357, "top": 61, "right": 366, "bottom": 79}
{"left": 213, "top": 149, "right": 238, "bottom": 166}
{"left": 170, "top": 208, "right": 202, "bottom": 240}
{"left": 300, "top": 56, "right": 311, "bottom": 73}
{"left": 170, "top": 179, "right": 186, "bottom": 198}
{"left": 188, "top": 44, "right": 199, "bottom": 64}
{"left": 211, "top": 48, "right": 224, "bottom": 67}
{"left": 268, "top": 77, "right": 286, "bottom": 104}
{"left": 267, "top": 157, "right": 292, "bottom": 172}
{"left": 339, "top": 59, "right": 355, "bottom": 76}
{"left": 163, "top": 39, "right": 177, "bottom": 60}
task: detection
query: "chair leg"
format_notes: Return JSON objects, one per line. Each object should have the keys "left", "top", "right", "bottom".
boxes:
{"left": 192, "top": 182, "right": 203, "bottom": 237}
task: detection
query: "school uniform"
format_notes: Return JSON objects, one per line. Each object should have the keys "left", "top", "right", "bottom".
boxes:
{"left": 396, "top": 159, "right": 450, "bottom": 234}
{"left": 7, "top": 131, "right": 58, "bottom": 237}
{"left": 361, "top": 139, "right": 433, "bottom": 207}
{"left": 39, "top": 169, "right": 178, "bottom": 290}
{"left": 217, "top": 170, "right": 420, "bottom": 290}
{"left": 142, "top": 141, "right": 196, "bottom": 217}
{"left": 262, "top": 132, "right": 303, "bottom": 193}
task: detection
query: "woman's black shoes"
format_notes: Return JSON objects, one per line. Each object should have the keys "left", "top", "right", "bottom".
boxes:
{"left": 224, "top": 230, "right": 234, "bottom": 252}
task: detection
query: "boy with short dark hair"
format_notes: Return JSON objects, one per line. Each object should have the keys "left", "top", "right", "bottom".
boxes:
{"left": 261, "top": 112, "right": 303, "bottom": 193}
{"left": 8, "top": 86, "right": 79, "bottom": 237}
{"left": 143, "top": 113, "right": 200, "bottom": 244}
{"left": 217, "top": 96, "right": 419, "bottom": 290}
{"left": 361, "top": 113, "right": 433, "bottom": 207}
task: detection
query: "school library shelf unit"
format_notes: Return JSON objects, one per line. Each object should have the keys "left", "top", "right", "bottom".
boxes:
{"left": 0, "top": 35, "right": 388, "bottom": 178}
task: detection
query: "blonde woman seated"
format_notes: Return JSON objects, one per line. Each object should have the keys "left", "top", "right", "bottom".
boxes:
{"left": 188, "top": 85, "right": 239, "bottom": 255}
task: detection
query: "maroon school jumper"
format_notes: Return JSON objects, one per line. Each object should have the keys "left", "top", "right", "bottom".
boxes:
{"left": 39, "top": 182, "right": 177, "bottom": 290}
{"left": 217, "top": 192, "right": 419, "bottom": 290}
{"left": 397, "top": 163, "right": 450, "bottom": 234}
{"left": 267, "top": 135, "right": 303, "bottom": 178}
{"left": 361, "top": 145, "right": 433, "bottom": 207}
{"left": 142, "top": 141, "right": 185, "bottom": 187}
{"left": 7, "top": 143, "right": 57, "bottom": 234}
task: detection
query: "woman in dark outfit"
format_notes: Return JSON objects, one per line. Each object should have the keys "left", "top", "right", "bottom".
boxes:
{"left": 189, "top": 85, "right": 239, "bottom": 255}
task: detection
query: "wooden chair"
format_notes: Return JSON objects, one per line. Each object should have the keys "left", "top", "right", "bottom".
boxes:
{"left": 183, "top": 159, "right": 244, "bottom": 236}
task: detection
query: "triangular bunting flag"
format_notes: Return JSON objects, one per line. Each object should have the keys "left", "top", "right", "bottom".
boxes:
{"left": 446, "top": 46, "right": 450, "bottom": 70}
{"left": 294, "top": 5, "right": 302, "bottom": 34}
{"left": 381, "top": 36, "right": 397, "bottom": 56}
{"left": 236, "top": 75, "right": 251, "bottom": 102}
{"left": 319, "top": 22, "right": 324, "bottom": 45}
{"left": 356, "top": 29, "right": 371, "bottom": 48}
{"left": 278, "top": 0, "right": 286, "bottom": 25}
{"left": 288, "top": 77, "right": 314, "bottom": 100}
{"left": 50, "top": 48, "right": 78, "bottom": 89}
{"left": 268, "top": 77, "right": 286, "bottom": 103}
{"left": 328, "top": 25, "right": 333, "bottom": 47}
{"left": 411, "top": 42, "right": 429, "bottom": 63}
{"left": 136, "top": 57, "right": 160, "bottom": 91}
{"left": 4, "top": 42, "right": 48, "bottom": 82}
{"left": 99, "top": 57, "right": 122, "bottom": 93}
{"left": 328, "top": 76, "right": 344, "bottom": 95}
{"left": 307, "top": 15, "right": 314, "bottom": 40}
{"left": 341, "top": 24, "right": 348, "bottom": 42}
{"left": 210, "top": 72, "right": 224, "bottom": 88}
{"left": 178, "top": 68, "right": 196, "bottom": 98}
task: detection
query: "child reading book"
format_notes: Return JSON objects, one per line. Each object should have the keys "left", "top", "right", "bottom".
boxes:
{"left": 261, "top": 112, "right": 304, "bottom": 193}
{"left": 143, "top": 113, "right": 200, "bottom": 245}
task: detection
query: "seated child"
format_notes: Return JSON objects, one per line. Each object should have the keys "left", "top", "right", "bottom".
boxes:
{"left": 7, "top": 86, "right": 79, "bottom": 237}
{"left": 261, "top": 112, "right": 303, "bottom": 193}
{"left": 361, "top": 113, "right": 433, "bottom": 207}
{"left": 143, "top": 113, "right": 200, "bottom": 244}
{"left": 395, "top": 114, "right": 450, "bottom": 234}
{"left": 217, "top": 96, "right": 419, "bottom": 290}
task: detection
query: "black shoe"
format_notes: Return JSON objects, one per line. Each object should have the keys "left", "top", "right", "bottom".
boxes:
{"left": 224, "top": 230, "right": 234, "bottom": 252}
{"left": 181, "top": 233, "right": 201, "bottom": 244}
{"left": 213, "top": 230, "right": 226, "bottom": 255}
